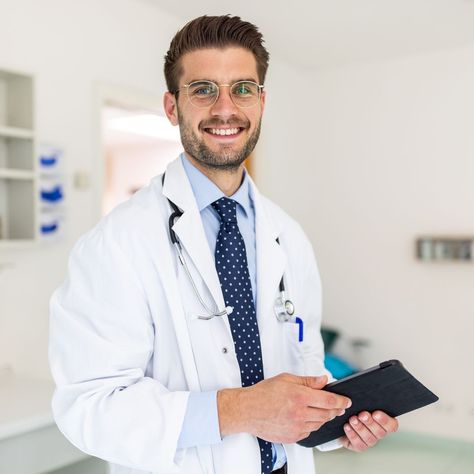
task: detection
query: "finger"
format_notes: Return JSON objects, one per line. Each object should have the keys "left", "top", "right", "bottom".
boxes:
{"left": 305, "top": 406, "right": 347, "bottom": 423}
{"left": 303, "top": 421, "right": 326, "bottom": 433}
{"left": 349, "top": 416, "right": 378, "bottom": 448}
{"left": 307, "top": 390, "right": 352, "bottom": 410}
{"left": 297, "top": 431, "right": 312, "bottom": 441}
{"left": 343, "top": 422, "right": 368, "bottom": 452}
{"left": 302, "top": 375, "right": 328, "bottom": 389}
{"left": 278, "top": 372, "right": 305, "bottom": 384}
{"left": 372, "top": 411, "right": 399, "bottom": 433}
{"left": 338, "top": 435, "right": 351, "bottom": 449}
{"left": 357, "top": 412, "right": 387, "bottom": 439}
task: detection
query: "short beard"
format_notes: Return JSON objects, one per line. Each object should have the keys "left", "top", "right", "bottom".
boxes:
{"left": 177, "top": 108, "right": 261, "bottom": 172}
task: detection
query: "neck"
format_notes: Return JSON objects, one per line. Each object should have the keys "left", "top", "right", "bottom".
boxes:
{"left": 185, "top": 152, "right": 245, "bottom": 196}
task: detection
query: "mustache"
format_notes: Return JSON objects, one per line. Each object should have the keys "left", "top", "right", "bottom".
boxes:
{"left": 200, "top": 119, "right": 249, "bottom": 129}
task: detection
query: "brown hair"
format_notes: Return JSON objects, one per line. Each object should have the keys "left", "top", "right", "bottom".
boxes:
{"left": 164, "top": 15, "right": 270, "bottom": 93}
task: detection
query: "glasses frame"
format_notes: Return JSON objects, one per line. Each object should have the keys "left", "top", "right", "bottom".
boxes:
{"left": 173, "top": 80, "right": 264, "bottom": 109}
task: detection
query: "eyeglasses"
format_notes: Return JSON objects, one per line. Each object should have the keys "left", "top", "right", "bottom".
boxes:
{"left": 173, "top": 80, "right": 264, "bottom": 109}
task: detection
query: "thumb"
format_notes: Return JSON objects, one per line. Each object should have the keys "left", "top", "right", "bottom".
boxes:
{"left": 303, "top": 374, "right": 328, "bottom": 389}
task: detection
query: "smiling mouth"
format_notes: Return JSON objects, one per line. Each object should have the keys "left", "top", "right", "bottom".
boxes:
{"left": 203, "top": 127, "right": 245, "bottom": 138}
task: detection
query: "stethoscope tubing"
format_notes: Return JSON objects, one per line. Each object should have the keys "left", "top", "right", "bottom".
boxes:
{"left": 163, "top": 173, "right": 295, "bottom": 322}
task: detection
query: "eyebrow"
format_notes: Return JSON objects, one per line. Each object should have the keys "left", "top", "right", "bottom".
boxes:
{"left": 185, "top": 77, "right": 260, "bottom": 85}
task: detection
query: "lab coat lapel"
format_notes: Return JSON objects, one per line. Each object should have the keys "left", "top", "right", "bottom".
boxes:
{"left": 250, "top": 178, "right": 287, "bottom": 377}
{"left": 162, "top": 158, "right": 227, "bottom": 317}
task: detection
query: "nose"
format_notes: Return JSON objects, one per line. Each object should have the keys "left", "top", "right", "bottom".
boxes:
{"left": 210, "top": 86, "right": 238, "bottom": 118}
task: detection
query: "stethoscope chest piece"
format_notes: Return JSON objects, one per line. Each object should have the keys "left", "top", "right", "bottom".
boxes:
{"left": 274, "top": 294, "right": 295, "bottom": 322}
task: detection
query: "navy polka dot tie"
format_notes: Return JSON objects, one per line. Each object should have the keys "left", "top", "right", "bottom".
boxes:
{"left": 212, "top": 197, "right": 273, "bottom": 474}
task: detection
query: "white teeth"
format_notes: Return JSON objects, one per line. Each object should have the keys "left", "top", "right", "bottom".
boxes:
{"left": 209, "top": 128, "right": 240, "bottom": 136}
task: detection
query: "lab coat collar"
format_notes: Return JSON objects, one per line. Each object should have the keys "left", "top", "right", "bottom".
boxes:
{"left": 162, "top": 158, "right": 227, "bottom": 317}
{"left": 162, "top": 157, "right": 196, "bottom": 213}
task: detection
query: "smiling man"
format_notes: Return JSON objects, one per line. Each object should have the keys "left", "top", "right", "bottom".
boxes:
{"left": 49, "top": 15, "right": 398, "bottom": 474}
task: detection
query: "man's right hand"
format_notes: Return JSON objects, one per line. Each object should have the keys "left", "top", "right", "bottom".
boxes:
{"left": 217, "top": 373, "right": 351, "bottom": 444}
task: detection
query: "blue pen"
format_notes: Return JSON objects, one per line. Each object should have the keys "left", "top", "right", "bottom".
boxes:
{"left": 295, "top": 317, "right": 304, "bottom": 342}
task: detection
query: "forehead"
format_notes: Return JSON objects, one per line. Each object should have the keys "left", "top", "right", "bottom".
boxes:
{"left": 179, "top": 47, "right": 259, "bottom": 84}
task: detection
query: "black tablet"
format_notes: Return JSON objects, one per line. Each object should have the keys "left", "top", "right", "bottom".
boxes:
{"left": 297, "top": 359, "right": 439, "bottom": 447}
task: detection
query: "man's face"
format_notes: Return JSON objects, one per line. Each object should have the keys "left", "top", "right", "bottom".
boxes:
{"left": 164, "top": 47, "right": 266, "bottom": 171}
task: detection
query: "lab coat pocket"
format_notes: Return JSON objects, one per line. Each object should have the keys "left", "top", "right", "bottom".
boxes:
{"left": 282, "top": 322, "right": 305, "bottom": 375}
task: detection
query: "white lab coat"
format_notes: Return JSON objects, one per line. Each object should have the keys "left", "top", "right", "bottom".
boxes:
{"left": 49, "top": 157, "right": 331, "bottom": 474}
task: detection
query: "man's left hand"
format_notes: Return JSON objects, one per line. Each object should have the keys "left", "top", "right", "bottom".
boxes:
{"left": 339, "top": 410, "right": 398, "bottom": 452}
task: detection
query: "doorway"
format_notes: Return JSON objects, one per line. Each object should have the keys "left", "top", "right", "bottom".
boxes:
{"left": 96, "top": 84, "right": 257, "bottom": 219}
{"left": 101, "top": 102, "right": 183, "bottom": 215}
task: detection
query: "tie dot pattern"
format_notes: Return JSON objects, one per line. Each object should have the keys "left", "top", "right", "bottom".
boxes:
{"left": 212, "top": 197, "right": 272, "bottom": 474}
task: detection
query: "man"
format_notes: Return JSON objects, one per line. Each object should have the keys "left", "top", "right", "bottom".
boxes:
{"left": 49, "top": 15, "right": 398, "bottom": 474}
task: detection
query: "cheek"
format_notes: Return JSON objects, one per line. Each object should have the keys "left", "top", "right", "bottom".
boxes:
{"left": 179, "top": 114, "right": 197, "bottom": 133}
{"left": 182, "top": 110, "right": 205, "bottom": 132}
{"left": 247, "top": 107, "right": 262, "bottom": 123}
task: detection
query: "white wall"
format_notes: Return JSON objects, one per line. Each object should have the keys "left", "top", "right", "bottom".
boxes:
{"left": 256, "top": 46, "right": 474, "bottom": 441}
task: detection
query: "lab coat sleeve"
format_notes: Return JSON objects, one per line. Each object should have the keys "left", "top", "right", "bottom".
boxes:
{"left": 49, "top": 226, "right": 189, "bottom": 473}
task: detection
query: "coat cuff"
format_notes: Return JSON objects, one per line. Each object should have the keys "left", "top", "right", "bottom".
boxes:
{"left": 315, "top": 438, "right": 343, "bottom": 452}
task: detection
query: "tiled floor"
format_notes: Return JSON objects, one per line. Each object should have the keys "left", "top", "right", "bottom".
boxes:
{"left": 314, "top": 431, "right": 474, "bottom": 474}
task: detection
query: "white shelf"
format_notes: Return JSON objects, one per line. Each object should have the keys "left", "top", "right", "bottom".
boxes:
{"left": 0, "top": 125, "right": 34, "bottom": 140}
{"left": 0, "top": 168, "right": 34, "bottom": 180}
{"left": 0, "top": 68, "right": 37, "bottom": 242}
{"left": 0, "top": 239, "right": 37, "bottom": 249}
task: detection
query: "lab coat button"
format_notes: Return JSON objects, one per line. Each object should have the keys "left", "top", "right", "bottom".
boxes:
{"left": 222, "top": 347, "right": 228, "bottom": 354}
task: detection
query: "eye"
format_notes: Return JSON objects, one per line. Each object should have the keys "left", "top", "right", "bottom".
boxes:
{"left": 188, "top": 81, "right": 217, "bottom": 97}
{"left": 232, "top": 82, "right": 257, "bottom": 96}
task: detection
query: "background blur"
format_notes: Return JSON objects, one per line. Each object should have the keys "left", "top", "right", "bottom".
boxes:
{"left": 0, "top": 0, "right": 473, "bottom": 473}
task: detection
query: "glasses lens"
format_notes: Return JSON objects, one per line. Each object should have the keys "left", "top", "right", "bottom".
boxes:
{"left": 187, "top": 81, "right": 218, "bottom": 107}
{"left": 231, "top": 81, "right": 260, "bottom": 107}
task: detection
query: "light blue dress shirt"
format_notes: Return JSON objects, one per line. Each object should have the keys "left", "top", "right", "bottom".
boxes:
{"left": 176, "top": 154, "right": 286, "bottom": 470}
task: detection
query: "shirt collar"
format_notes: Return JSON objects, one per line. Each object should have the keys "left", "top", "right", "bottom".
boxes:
{"left": 181, "top": 153, "right": 253, "bottom": 217}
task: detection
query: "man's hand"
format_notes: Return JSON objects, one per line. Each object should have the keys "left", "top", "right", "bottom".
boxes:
{"left": 217, "top": 373, "right": 351, "bottom": 444}
{"left": 339, "top": 410, "right": 398, "bottom": 452}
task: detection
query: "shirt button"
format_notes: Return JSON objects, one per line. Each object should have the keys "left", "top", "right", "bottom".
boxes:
{"left": 222, "top": 347, "right": 228, "bottom": 354}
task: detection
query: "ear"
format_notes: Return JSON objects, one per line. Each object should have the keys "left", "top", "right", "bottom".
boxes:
{"left": 163, "top": 91, "right": 179, "bottom": 126}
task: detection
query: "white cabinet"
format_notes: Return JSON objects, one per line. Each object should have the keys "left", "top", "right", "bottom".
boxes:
{"left": 0, "top": 69, "right": 37, "bottom": 243}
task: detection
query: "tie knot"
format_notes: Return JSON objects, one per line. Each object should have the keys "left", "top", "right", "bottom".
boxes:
{"left": 212, "top": 197, "right": 238, "bottom": 224}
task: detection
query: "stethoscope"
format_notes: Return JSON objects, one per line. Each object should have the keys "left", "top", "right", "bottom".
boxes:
{"left": 164, "top": 175, "right": 297, "bottom": 325}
